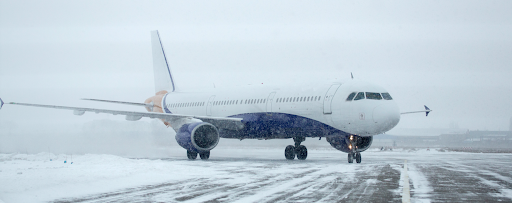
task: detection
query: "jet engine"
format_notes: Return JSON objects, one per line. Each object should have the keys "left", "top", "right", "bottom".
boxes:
{"left": 326, "top": 136, "right": 373, "bottom": 153}
{"left": 175, "top": 122, "right": 220, "bottom": 152}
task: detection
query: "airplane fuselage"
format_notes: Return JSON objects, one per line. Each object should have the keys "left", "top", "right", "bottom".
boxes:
{"left": 160, "top": 80, "right": 400, "bottom": 141}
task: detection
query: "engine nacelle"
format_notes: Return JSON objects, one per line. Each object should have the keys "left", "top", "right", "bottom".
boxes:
{"left": 326, "top": 136, "right": 373, "bottom": 153}
{"left": 175, "top": 122, "right": 220, "bottom": 153}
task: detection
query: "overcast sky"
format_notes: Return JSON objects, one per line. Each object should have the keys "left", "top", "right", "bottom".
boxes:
{"left": 1, "top": 0, "right": 512, "bottom": 145}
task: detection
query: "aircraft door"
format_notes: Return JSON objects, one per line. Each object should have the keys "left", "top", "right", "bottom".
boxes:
{"left": 206, "top": 95, "right": 215, "bottom": 116}
{"left": 323, "top": 84, "right": 341, "bottom": 114}
{"left": 266, "top": 92, "right": 276, "bottom": 113}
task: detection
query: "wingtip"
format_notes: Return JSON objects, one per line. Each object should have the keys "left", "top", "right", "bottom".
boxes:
{"left": 424, "top": 105, "right": 431, "bottom": 116}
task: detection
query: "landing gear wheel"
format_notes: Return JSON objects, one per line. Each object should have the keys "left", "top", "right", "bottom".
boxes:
{"left": 199, "top": 151, "right": 210, "bottom": 160}
{"left": 355, "top": 152, "right": 361, "bottom": 163}
{"left": 296, "top": 145, "right": 308, "bottom": 160}
{"left": 187, "top": 150, "right": 197, "bottom": 160}
{"left": 348, "top": 153, "right": 354, "bottom": 163}
{"left": 285, "top": 145, "right": 296, "bottom": 160}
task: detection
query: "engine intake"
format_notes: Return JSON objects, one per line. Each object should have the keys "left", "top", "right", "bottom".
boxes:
{"left": 176, "top": 122, "right": 220, "bottom": 152}
{"left": 326, "top": 136, "right": 373, "bottom": 153}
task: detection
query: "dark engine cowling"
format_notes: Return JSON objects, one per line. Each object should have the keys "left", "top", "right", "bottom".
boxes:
{"left": 326, "top": 136, "right": 373, "bottom": 153}
{"left": 175, "top": 122, "right": 220, "bottom": 153}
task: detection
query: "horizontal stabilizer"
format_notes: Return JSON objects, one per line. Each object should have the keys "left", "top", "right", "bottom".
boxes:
{"left": 0, "top": 98, "right": 3, "bottom": 110}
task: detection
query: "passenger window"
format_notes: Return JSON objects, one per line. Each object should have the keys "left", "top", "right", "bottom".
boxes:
{"left": 366, "top": 92, "right": 382, "bottom": 100}
{"left": 300, "top": 97, "right": 303, "bottom": 102}
{"left": 354, "top": 92, "right": 365, "bottom": 100}
{"left": 346, "top": 92, "right": 356, "bottom": 101}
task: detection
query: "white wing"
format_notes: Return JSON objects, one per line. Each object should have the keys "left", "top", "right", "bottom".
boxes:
{"left": 8, "top": 102, "right": 244, "bottom": 130}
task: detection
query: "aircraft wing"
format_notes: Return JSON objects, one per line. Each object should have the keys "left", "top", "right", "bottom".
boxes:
{"left": 400, "top": 105, "right": 432, "bottom": 116}
{"left": 7, "top": 102, "right": 244, "bottom": 130}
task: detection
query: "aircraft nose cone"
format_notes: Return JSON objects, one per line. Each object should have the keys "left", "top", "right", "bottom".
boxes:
{"left": 372, "top": 102, "right": 400, "bottom": 133}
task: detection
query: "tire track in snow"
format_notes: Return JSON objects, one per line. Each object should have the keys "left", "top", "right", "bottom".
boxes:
{"left": 417, "top": 161, "right": 511, "bottom": 202}
{"left": 441, "top": 160, "right": 512, "bottom": 201}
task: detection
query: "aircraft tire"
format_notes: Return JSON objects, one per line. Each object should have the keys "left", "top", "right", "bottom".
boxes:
{"left": 348, "top": 153, "right": 354, "bottom": 163}
{"left": 187, "top": 150, "right": 198, "bottom": 160}
{"left": 296, "top": 145, "right": 308, "bottom": 160}
{"left": 355, "top": 152, "right": 361, "bottom": 163}
{"left": 199, "top": 151, "right": 210, "bottom": 160}
{"left": 285, "top": 145, "right": 296, "bottom": 160}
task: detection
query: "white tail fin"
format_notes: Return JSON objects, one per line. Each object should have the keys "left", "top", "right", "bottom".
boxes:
{"left": 151, "top": 30, "right": 176, "bottom": 93}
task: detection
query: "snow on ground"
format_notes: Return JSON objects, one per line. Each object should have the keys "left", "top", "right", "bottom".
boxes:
{"left": 1, "top": 148, "right": 512, "bottom": 203}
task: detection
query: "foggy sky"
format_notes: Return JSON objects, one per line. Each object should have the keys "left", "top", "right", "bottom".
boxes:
{"left": 1, "top": 0, "right": 512, "bottom": 154}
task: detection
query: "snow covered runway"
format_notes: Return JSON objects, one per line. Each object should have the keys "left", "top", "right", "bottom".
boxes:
{"left": 1, "top": 148, "right": 512, "bottom": 202}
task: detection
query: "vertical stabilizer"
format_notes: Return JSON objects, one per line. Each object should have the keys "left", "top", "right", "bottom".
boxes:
{"left": 151, "top": 30, "right": 176, "bottom": 93}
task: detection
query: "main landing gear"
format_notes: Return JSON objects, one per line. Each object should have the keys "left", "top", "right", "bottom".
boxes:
{"left": 187, "top": 150, "right": 210, "bottom": 160}
{"left": 347, "top": 135, "right": 362, "bottom": 163}
{"left": 284, "top": 137, "right": 308, "bottom": 160}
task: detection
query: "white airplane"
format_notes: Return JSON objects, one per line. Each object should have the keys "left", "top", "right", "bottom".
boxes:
{"left": 0, "top": 30, "right": 431, "bottom": 163}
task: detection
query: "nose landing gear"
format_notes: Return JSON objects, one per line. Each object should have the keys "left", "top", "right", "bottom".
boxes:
{"left": 347, "top": 135, "right": 362, "bottom": 163}
{"left": 348, "top": 152, "right": 362, "bottom": 163}
{"left": 284, "top": 137, "right": 308, "bottom": 160}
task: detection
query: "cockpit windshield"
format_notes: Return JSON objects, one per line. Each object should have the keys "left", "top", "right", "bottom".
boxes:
{"left": 346, "top": 92, "right": 393, "bottom": 101}
{"left": 382, "top": 93, "right": 393, "bottom": 100}
{"left": 353, "top": 92, "right": 365, "bottom": 100}
{"left": 366, "top": 92, "right": 382, "bottom": 100}
{"left": 346, "top": 92, "right": 356, "bottom": 101}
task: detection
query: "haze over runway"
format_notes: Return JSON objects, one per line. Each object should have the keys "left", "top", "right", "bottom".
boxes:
{"left": 1, "top": 1, "right": 512, "bottom": 202}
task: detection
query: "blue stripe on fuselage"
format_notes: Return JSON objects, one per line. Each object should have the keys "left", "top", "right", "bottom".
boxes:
{"left": 221, "top": 112, "right": 350, "bottom": 139}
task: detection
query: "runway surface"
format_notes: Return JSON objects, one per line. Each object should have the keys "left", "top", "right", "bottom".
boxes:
{"left": 1, "top": 148, "right": 512, "bottom": 203}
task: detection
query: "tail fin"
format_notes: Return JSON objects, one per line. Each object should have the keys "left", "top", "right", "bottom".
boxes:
{"left": 151, "top": 30, "right": 176, "bottom": 93}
